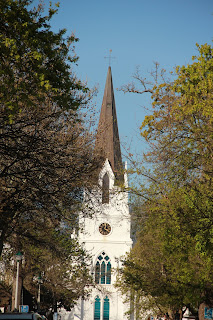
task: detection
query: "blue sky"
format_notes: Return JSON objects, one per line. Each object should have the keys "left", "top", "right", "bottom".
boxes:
{"left": 35, "top": 0, "right": 213, "bottom": 158}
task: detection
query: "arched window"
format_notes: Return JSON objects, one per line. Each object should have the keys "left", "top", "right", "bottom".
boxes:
{"left": 94, "top": 296, "right": 101, "bottom": 320}
{"left": 103, "top": 296, "right": 110, "bottom": 320}
{"left": 95, "top": 252, "right": 111, "bottom": 284}
{"left": 102, "top": 173, "right": 109, "bottom": 204}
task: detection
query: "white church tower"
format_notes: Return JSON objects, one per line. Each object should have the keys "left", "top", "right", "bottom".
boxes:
{"left": 69, "top": 67, "right": 133, "bottom": 320}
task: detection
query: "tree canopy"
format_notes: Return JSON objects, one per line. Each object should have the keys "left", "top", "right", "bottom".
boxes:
{"left": 0, "top": 0, "right": 100, "bottom": 310}
{"left": 0, "top": 0, "right": 88, "bottom": 120}
{"left": 118, "top": 43, "right": 213, "bottom": 318}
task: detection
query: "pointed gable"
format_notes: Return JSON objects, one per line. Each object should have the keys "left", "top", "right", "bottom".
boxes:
{"left": 95, "top": 67, "right": 124, "bottom": 183}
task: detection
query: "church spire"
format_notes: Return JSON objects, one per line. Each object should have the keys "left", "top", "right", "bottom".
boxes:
{"left": 96, "top": 66, "right": 124, "bottom": 183}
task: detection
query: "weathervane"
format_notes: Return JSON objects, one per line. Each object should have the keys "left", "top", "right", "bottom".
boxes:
{"left": 104, "top": 49, "right": 116, "bottom": 66}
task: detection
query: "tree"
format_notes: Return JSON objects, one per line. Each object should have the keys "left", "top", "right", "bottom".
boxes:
{"left": 119, "top": 188, "right": 212, "bottom": 318}
{"left": 0, "top": 0, "right": 100, "bottom": 254}
{"left": 0, "top": 97, "right": 100, "bottom": 254}
{"left": 118, "top": 43, "right": 213, "bottom": 318}
{"left": 0, "top": 0, "right": 87, "bottom": 120}
{"left": 0, "top": 0, "right": 101, "bottom": 309}
{"left": 1, "top": 218, "right": 93, "bottom": 311}
{"left": 19, "top": 226, "right": 92, "bottom": 311}
{"left": 0, "top": 79, "right": 100, "bottom": 309}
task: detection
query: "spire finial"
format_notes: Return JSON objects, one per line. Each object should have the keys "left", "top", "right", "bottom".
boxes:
{"left": 104, "top": 49, "right": 116, "bottom": 66}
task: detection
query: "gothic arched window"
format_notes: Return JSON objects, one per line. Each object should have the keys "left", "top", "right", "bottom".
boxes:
{"left": 103, "top": 296, "right": 110, "bottom": 320}
{"left": 94, "top": 296, "right": 101, "bottom": 320}
{"left": 102, "top": 173, "right": 109, "bottom": 204}
{"left": 95, "top": 252, "right": 111, "bottom": 284}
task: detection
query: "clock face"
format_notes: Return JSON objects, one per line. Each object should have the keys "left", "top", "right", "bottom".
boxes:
{"left": 99, "top": 223, "right": 111, "bottom": 235}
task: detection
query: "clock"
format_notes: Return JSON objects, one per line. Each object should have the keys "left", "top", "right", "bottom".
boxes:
{"left": 99, "top": 222, "right": 111, "bottom": 235}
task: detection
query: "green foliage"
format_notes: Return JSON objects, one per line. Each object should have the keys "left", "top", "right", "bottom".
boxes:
{"left": 118, "top": 43, "right": 213, "bottom": 317}
{"left": 21, "top": 224, "right": 92, "bottom": 310}
{"left": 0, "top": 0, "right": 87, "bottom": 120}
{"left": 0, "top": 101, "right": 99, "bottom": 308}
{"left": 140, "top": 43, "right": 213, "bottom": 186}
{"left": 0, "top": 0, "right": 101, "bottom": 310}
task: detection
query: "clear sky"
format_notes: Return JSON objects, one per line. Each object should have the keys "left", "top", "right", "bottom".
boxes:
{"left": 35, "top": 0, "right": 213, "bottom": 158}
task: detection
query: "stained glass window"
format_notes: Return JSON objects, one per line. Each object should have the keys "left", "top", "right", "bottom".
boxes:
{"left": 94, "top": 296, "right": 100, "bottom": 320}
{"left": 103, "top": 296, "right": 110, "bottom": 320}
{"left": 95, "top": 253, "right": 111, "bottom": 284}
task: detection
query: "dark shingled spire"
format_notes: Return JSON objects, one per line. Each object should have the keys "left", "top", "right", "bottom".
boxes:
{"left": 96, "top": 67, "right": 124, "bottom": 183}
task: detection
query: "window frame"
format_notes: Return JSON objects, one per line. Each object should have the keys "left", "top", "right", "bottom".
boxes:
{"left": 94, "top": 252, "right": 111, "bottom": 285}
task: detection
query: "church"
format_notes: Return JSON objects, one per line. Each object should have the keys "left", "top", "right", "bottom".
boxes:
{"left": 60, "top": 66, "right": 133, "bottom": 320}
